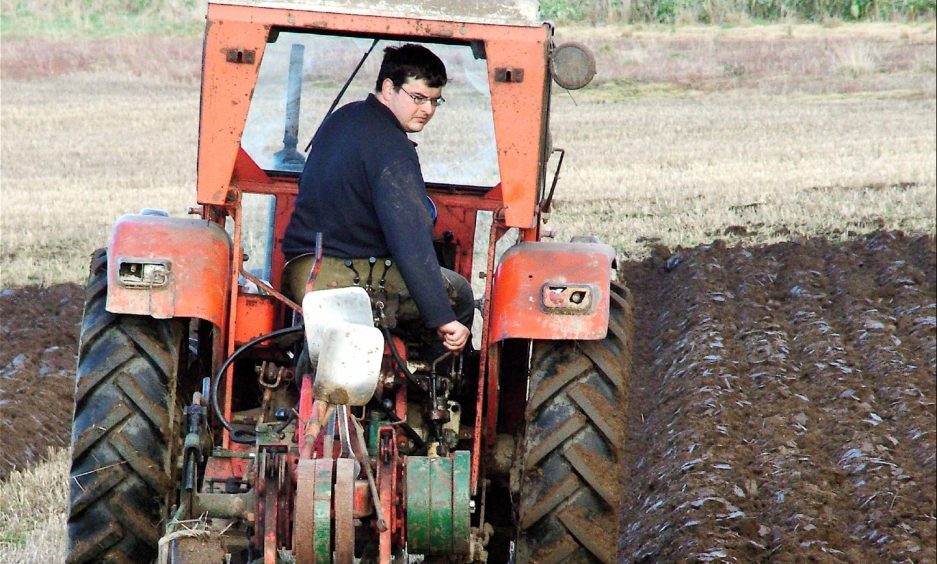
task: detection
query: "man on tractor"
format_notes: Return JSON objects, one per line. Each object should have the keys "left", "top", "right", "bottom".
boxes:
{"left": 282, "top": 43, "right": 472, "bottom": 353}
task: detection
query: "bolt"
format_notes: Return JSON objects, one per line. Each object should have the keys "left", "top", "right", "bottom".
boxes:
{"left": 469, "top": 500, "right": 476, "bottom": 513}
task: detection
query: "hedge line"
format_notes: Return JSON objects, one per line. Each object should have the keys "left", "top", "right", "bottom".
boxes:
{"left": 540, "top": 0, "right": 935, "bottom": 23}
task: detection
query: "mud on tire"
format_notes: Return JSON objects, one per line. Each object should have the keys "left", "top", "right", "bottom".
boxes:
{"left": 515, "top": 281, "right": 633, "bottom": 563}
{"left": 66, "top": 249, "right": 185, "bottom": 563}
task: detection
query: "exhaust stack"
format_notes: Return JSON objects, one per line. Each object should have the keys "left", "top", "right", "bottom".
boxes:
{"left": 273, "top": 43, "right": 306, "bottom": 170}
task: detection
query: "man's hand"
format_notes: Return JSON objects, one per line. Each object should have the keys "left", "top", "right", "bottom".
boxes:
{"left": 437, "top": 320, "right": 470, "bottom": 352}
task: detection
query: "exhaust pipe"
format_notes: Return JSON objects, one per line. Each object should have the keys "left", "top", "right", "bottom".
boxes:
{"left": 273, "top": 43, "right": 306, "bottom": 170}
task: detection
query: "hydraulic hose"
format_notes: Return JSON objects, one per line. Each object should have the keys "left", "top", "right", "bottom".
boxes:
{"left": 371, "top": 401, "right": 426, "bottom": 452}
{"left": 376, "top": 326, "right": 430, "bottom": 452}
{"left": 379, "top": 325, "right": 422, "bottom": 388}
{"left": 211, "top": 325, "right": 305, "bottom": 444}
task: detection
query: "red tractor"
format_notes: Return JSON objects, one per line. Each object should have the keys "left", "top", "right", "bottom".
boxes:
{"left": 66, "top": 1, "right": 632, "bottom": 562}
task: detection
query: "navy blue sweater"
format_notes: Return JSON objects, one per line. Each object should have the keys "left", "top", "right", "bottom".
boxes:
{"left": 282, "top": 94, "right": 455, "bottom": 328}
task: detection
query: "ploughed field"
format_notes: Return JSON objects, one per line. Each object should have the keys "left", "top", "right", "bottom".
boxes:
{"left": 619, "top": 230, "right": 936, "bottom": 562}
{"left": 0, "top": 283, "right": 82, "bottom": 477}
{"left": 1, "top": 231, "right": 934, "bottom": 561}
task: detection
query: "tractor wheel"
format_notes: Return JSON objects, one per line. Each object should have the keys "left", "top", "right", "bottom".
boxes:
{"left": 514, "top": 282, "right": 633, "bottom": 564}
{"left": 66, "top": 249, "right": 186, "bottom": 564}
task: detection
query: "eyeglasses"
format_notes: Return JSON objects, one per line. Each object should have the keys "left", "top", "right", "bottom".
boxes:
{"left": 399, "top": 86, "right": 445, "bottom": 107}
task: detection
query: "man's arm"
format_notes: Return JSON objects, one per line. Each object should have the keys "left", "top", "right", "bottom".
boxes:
{"left": 372, "top": 159, "right": 457, "bottom": 329}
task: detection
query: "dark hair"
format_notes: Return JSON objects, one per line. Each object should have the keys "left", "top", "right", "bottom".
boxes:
{"left": 374, "top": 44, "right": 448, "bottom": 92}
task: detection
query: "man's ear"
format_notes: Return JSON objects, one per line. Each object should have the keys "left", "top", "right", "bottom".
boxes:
{"left": 380, "top": 78, "right": 395, "bottom": 100}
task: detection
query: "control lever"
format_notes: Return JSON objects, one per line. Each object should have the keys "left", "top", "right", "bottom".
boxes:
{"left": 378, "top": 259, "right": 392, "bottom": 288}
{"left": 365, "top": 257, "right": 377, "bottom": 290}
{"left": 343, "top": 259, "right": 361, "bottom": 285}
{"left": 337, "top": 405, "right": 359, "bottom": 474}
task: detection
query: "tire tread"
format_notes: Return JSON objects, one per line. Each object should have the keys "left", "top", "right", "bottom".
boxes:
{"left": 515, "top": 281, "right": 633, "bottom": 564}
{"left": 67, "top": 248, "right": 184, "bottom": 564}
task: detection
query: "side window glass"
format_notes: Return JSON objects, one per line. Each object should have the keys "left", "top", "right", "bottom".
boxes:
{"left": 227, "top": 193, "right": 276, "bottom": 285}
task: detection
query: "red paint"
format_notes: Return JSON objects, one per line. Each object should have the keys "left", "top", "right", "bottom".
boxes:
{"left": 107, "top": 214, "right": 231, "bottom": 327}
{"left": 488, "top": 242, "right": 616, "bottom": 341}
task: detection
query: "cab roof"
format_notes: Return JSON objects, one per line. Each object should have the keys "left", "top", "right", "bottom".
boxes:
{"left": 209, "top": 0, "right": 543, "bottom": 27}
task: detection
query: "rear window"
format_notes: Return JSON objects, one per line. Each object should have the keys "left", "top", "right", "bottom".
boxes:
{"left": 242, "top": 32, "right": 501, "bottom": 189}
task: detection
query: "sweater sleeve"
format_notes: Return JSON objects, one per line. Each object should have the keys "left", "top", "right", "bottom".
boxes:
{"left": 372, "top": 159, "right": 456, "bottom": 328}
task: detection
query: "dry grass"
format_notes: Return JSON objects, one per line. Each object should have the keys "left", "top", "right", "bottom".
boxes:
{"left": 0, "top": 36, "right": 202, "bottom": 81}
{"left": 559, "top": 22, "right": 937, "bottom": 95}
{"left": 3, "top": 25, "right": 935, "bottom": 286}
{"left": 2, "top": 26, "right": 935, "bottom": 287}
{"left": 0, "top": 0, "right": 206, "bottom": 36}
{"left": 1, "top": 42, "right": 200, "bottom": 287}
{"left": 0, "top": 447, "right": 67, "bottom": 563}
{"left": 547, "top": 93, "right": 936, "bottom": 257}
{"left": 543, "top": 23, "right": 937, "bottom": 255}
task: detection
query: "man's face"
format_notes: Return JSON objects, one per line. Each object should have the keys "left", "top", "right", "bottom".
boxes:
{"left": 379, "top": 78, "right": 441, "bottom": 133}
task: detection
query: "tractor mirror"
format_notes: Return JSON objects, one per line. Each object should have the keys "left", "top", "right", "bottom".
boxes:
{"left": 551, "top": 42, "right": 596, "bottom": 90}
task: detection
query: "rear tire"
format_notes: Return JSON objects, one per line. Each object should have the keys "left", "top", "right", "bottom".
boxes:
{"left": 514, "top": 282, "right": 633, "bottom": 563}
{"left": 66, "top": 249, "right": 186, "bottom": 563}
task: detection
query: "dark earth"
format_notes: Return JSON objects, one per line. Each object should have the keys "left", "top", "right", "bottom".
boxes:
{"left": 1, "top": 231, "right": 934, "bottom": 562}
{"left": 620, "top": 230, "right": 936, "bottom": 562}
{"left": 0, "top": 282, "right": 82, "bottom": 478}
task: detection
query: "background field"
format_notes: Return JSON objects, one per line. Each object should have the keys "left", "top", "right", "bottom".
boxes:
{"left": 2, "top": 23, "right": 935, "bottom": 287}
{"left": 1, "top": 14, "right": 935, "bottom": 564}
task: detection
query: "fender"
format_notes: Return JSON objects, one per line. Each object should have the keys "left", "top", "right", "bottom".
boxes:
{"left": 488, "top": 241, "right": 616, "bottom": 341}
{"left": 107, "top": 214, "right": 232, "bottom": 328}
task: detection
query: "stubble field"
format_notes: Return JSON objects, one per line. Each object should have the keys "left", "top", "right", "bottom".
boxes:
{"left": 1, "top": 22, "right": 935, "bottom": 563}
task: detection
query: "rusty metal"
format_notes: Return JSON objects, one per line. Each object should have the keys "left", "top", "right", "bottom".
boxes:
{"left": 225, "top": 48, "right": 256, "bottom": 64}
{"left": 294, "top": 459, "right": 317, "bottom": 563}
{"left": 297, "top": 374, "right": 314, "bottom": 448}
{"left": 257, "top": 361, "right": 291, "bottom": 389}
{"left": 334, "top": 458, "right": 356, "bottom": 563}
{"left": 539, "top": 147, "right": 565, "bottom": 218}
{"left": 494, "top": 67, "right": 524, "bottom": 82}
{"left": 194, "top": 491, "right": 255, "bottom": 518}
{"left": 376, "top": 427, "right": 399, "bottom": 562}
{"left": 484, "top": 344, "right": 501, "bottom": 453}
{"left": 351, "top": 415, "right": 388, "bottom": 531}
{"left": 263, "top": 454, "right": 279, "bottom": 563}
{"left": 276, "top": 453, "right": 293, "bottom": 557}
{"left": 253, "top": 452, "right": 267, "bottom": 561}
{"left": 303, "top": 232, "right": 323, "bottom": 295}
{"left": 353, "top": 479, "right": 373, "bottom": 518}
{"left": 301, "top": 402, "right": 334, "bottom": 460}
{"left": 473, "top": 211, "right": 502, "bottom": 493}
{"left": 240, "top": 267, "right": 302, "bottom": 314}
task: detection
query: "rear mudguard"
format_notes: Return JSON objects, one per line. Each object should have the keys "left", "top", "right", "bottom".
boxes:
{"left": 488, "top": 241, "right": 616, "bottom": 341}
{"left": 106, "top": 214, "right": 232, "bottom": 328}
